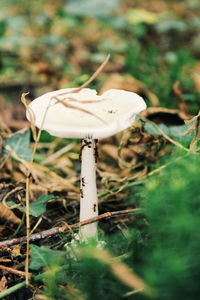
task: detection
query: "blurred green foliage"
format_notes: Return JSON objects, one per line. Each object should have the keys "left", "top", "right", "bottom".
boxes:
{"left": 141, "top": 153, "right": 200, "bottom": 299}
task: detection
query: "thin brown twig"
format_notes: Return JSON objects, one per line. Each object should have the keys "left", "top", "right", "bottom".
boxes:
{"left": 54, "top": 97, "right": 107, "bottom": 125}
{"left": 0, "top": 208, "right": 140, "bottom": 248}
{"left": 29, "top": 216, "right": 42, "bottom": 235}
{"left": 0, "top": 265, "right": 30, "bottom": 278}
{"left": 59, "top": 96, "right": 105, "bottom": 103}
{"left": 78, "top": 54, "right": 110, "bottom": 90}
{"left": 30, "top": 100, "right": 53, "bottom": 163}
{"left": 56, "top": 54, "right": 110, "bottom": 97}
{"left": 21, "top": 93, "right": 37, "bottom": 142}
{"left": 25, "top": 176, "right": 30, "bottom": 285}
{"left": 0, "top": 154, "right": 10, "bottom": 170}
{"left": 2, "top": 186, "right": 24, "bottom": 209}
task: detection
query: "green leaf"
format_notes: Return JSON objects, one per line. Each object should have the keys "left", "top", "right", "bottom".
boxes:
{"left": 64, "top": 0, "right": 120, "bottom": 17}
{"left": 29, "top": 194, "right": 58, "bottom": 217}
{"left": 6, "top": 201, "right": 17, "bottom": 207}
{"left": 3, "top": 129, "right": 32, "bottom": 161}
{"left": 30, "top": 245, "right": 64, "bottom": 270}
{"left": 144, "top": 122, "right": 193, "bottom": 143}
{"left": 144, "top": 122, "right": 162, "bottom": 135}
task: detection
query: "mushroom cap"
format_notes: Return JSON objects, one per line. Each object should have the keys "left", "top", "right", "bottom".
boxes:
{"left": 26, "top": 88, "right": 146, "bottom": 139}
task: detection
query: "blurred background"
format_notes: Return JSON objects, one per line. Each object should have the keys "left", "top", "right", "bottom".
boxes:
{"left": 0, "top": 0, "right": 200, "bottom": 118}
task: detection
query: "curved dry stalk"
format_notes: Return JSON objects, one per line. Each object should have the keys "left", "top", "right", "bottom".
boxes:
{"left": 2, "top": 186, "right": 24, "bottom": 209}
{"left": 56, "top": 54, "right": 110, "bottom": 97}
{"left": 21, "top": 93, "right": 37, "bottom": 141}
{"left": 61, "top": 96, "right": 106, "bottom": 104}
{"left": 54, "top": 97, "right": 107, "bottom": 125}
{"left": 0, "top": 265, "right": 30, "bottom": 278}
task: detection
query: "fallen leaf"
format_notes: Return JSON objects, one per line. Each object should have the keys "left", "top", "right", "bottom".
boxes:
{"left": 100, "top": 144, "right": 118, "bottom": 160}
{"left": 11, "top": 245, "right": 22, "bottom": 258}
{"left": 0, "top": 203, "right": 21, "bottom": 224}
{"left": 0, "top": 276, "right": 7, "bottom": 292}
{"left": 100, "top": 73, "right": 159, "bottom": 106}
{"left": 126, "top": 8, "right": 165, "bottom": 25}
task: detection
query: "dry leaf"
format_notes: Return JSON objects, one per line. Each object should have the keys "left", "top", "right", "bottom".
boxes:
{"left": 0, "top": 276, "right": 7, "bottom": 292}
{"left": 0, "top": 203, "right": 21, "bottom": 224}
{"left": 182, "top": 111, "right": 200, "bottom": 136}
{"left": 100, "top": 144, "right": 118, "bottom": 160}
{"left": 100, "top": 73, "right": 159, "bottom": 106}
{"left": 184, "top": 111, "right": 200, "bottom": 126}
{"left": 126, "top": 9, "right": 165, "bottom": 25}
{"left": 11, "top": 245, "right": 22, "bottom": 258}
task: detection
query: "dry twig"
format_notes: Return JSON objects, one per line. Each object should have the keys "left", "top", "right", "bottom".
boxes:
{"left": 0, "top": 265, "right": 29, "bottom": 278}
{"left": 0, "top": 208, "right": 140, "bottom": 248}
{"left": 56, "top": 54, "right": 110, "bottom": 97}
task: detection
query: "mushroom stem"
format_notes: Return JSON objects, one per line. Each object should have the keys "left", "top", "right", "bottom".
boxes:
{"left": 79, "top": 138, "right": 98, "bottom": 241}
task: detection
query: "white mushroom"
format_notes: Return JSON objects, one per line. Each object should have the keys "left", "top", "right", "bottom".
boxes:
{"left": 26, "top": 87, "right": 146, "bottom": 241}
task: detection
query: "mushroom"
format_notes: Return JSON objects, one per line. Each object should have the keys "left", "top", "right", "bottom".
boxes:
{"left": 26, "top": 87, "right": 146, "bottom": 241}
